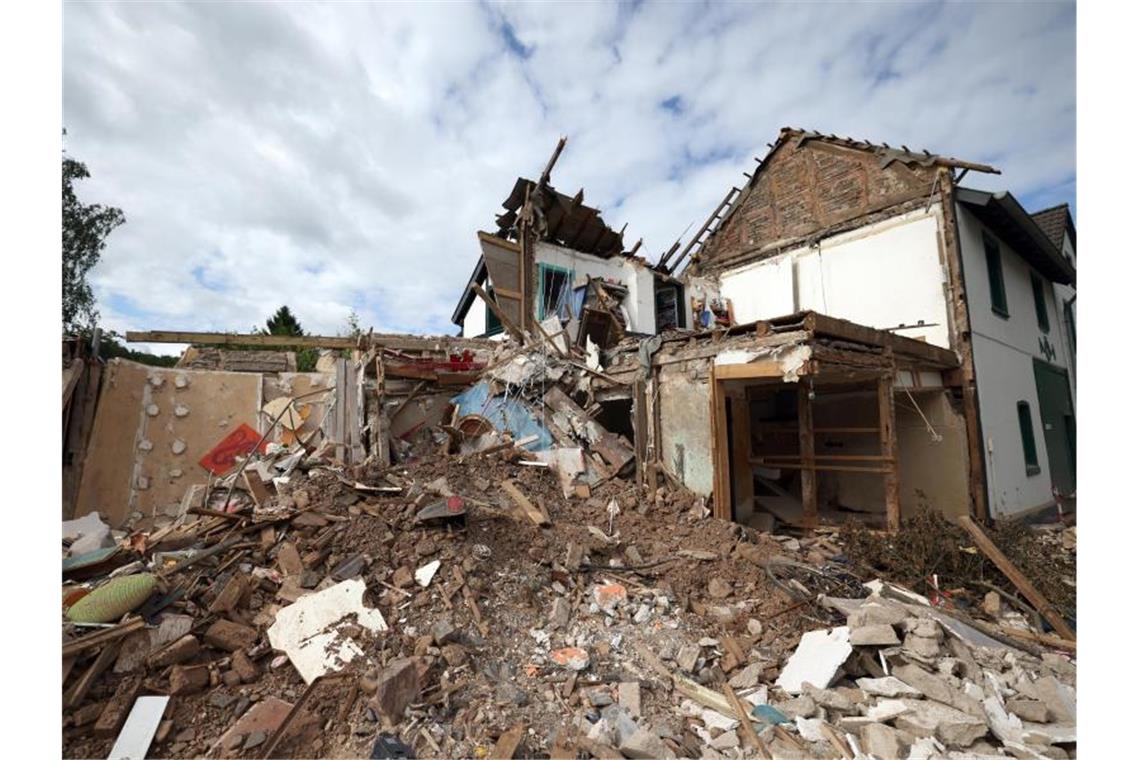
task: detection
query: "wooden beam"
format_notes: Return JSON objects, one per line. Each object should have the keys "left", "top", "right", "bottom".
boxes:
{"left": 938, "top": 170, "right": 989, "bottom": 521}
{"left": 62, "top": 617, "right": 146, "bottom": 660}
{"left": 126, "top": 330, "right": 495, "bottom": 353}
{"left": 501, "top": 480, "right": 550, "bottom": 526}
{"left": 798, "top": 383, "right": 817, "bottom": 531}
{"left": 879, "top": 374, "right": 901, "bottom": 532}
{"left": 802, "top": 310, "right": 958, "bottom": 367}
{"left": 470, "top": 283, "right": 527, "bottom": 342}
{"left": 633, "top": 378, "right": 648, "bottom": 487}
{"left": 712, "top": 361, "right": 790, "bottom": 381}
{"left": 749, "top": 459, "right": 891, "bottom": 474}
{"left": 956, "top": 516, "right": 1075, "bottom": 640}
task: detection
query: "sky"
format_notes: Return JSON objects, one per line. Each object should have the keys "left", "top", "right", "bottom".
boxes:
{"left": 62, "top": 0, "right": 1075, "bottom": 352}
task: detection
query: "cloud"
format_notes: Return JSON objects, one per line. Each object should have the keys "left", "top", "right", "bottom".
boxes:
{"left": 63, "top": 1, "right": 1075, "bottom": 350}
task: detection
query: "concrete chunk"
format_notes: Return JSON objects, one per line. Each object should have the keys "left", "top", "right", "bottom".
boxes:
{"left": 893, "top": 699, "right": 988, "bottom": 749}
{"left": 373, "top": 657, "right": 420, "bottom": 722}
{"left": 851, "top": 624, "right": 901, "bottom": 647}
{"left": 856, "top": 676, "right": 922, "bottom": 698}
{"left": 859, "top": 723, "right": 903, "bottom": 760}
{"left": 775, "top": 627, "right": 852, "bottom": 695}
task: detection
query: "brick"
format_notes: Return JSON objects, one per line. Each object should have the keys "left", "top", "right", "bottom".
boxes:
{"left": 93, "top": 675, "right": 142, "bottom": 738}
{"left": 204, "top": 620, "right": 257, "bottom": 652}
{"left": 169, "top": 664, "right": 210, "bottom": 695}
{"left": 373, "top": 657, "right": 419, "bottom": 721}
{"left": 147, "top": 635, "right": 200, "bottom": 668}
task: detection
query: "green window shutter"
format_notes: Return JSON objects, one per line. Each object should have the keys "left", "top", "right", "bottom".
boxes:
{"left": 1031, "top": 274, "right": 1050, "bottom": 333}
{"left": 1017, "top": 401, "right": 1040, "bottom": 475}
{"left": 984, "top": 235, "right": 1008, "bottom": 317}
{"left": 484, "top": 285, "right": 503, "bottom": 337}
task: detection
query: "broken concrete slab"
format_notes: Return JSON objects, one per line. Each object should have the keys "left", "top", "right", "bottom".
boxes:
{"left": 1029, "top": 675, "right": 1075, "bottom": 724}
{"left": 775, "top": 626, "right": 851, "bottom": 695}
{"left": 859, "top": 722, "right": 902, "bottom": 760}
{"left": 728, "top": 662, "right": 763, "bottom": 690}
{"left": 855, "top": 676, "right": 922, "bottom": 698}
{"left": 266, "top": 578, "right": 388, "bottom": 684}
{"left": 850, "top": 624, "right": 901, "bottom": 647}
{"left": 893, "top": 698, "right": 988, "bottom": 748}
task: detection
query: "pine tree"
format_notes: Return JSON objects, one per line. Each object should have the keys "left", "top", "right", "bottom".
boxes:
{"left": 264, "top": 305, "right": 304, "bottom": 336}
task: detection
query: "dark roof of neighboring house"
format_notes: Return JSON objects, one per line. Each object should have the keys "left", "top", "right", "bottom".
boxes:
{"left": 958, "top": 188, "right": 1076, "bottom": 285}
{"left": 1030, "top": 203, "right": 1076, "bottom": 251}
{"left": 451, "top": 257, "right": 487, "bottom": 327}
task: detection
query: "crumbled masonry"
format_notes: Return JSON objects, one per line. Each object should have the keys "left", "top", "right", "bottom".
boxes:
{"left": 62, "top": 331, "right": 1076, "bottom": 759}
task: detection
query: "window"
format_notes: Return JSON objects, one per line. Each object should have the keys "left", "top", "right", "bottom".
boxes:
{"left": 1031, "top": 274, "right": 1050, "bottom": 333}
{"left": 1017, "top": 401, "right": 1040, "bottom": 475}
{"left": 484, "top": 285, "right": 503, "bottom": 337}
{"left": 984, "top": 235, "right": 1008, "bottom": 317}
{"left": 1064, "top": 300, "right": 1075, "bottom": 351}
{"left": 538, "top": 264, "right": 573, "bottom": 320}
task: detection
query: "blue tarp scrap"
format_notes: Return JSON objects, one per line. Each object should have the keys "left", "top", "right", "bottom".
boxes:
{"left": 451, "top": 381, "right": 554, "bottom": 452}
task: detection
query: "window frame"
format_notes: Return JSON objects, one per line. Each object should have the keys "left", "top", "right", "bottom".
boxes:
{"left": 483, "top": 284, "right": 503, "bottom": 337}
{"left": 983, "top": 233, "right": 1009, "bottom": 318}
{"left": 537, "top": 263, "right": 574, "bottom": 320}
{"left": 1017, "top": 400, "right": 1041, "bottom": 476}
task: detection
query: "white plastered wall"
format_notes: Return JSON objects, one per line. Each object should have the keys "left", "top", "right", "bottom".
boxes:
{"left": 958, "top": 204, "right": 1067, "bottom": 516}
{"left": 718, "top": 206, "right": 953, "bottom": 348}
{"left": 535, "top": 242, "right": 658, "bottom": 334}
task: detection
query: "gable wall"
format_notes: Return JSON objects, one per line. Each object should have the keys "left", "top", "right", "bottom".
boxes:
{"left": 698, "top": 139, "right": 940, "bottom": 272}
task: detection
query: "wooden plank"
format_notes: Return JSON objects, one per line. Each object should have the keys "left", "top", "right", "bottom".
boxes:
{"left": 491, "top": 723, "right": 526, "bottom": 760}
{"left": 996, "top": 625, "right": 1077, "bottom": 652}
{"left": 501, "top": 480, "right": 550, "bottom": 526}
{"left": 730, "top": 396, "right": 753, "bottom": 522}
{"left": 798, "top": 383, "right": 817, "bottom": 531}
{"left": 957, "top": 516, "right": 1075, "bottom": 640}
{"left": 64, "top": 641, "right": 121, "bottom": 709}
{"left": 879, "top": 374, "right": 901, "bottom": 532}
{"left": 722, "top": 683, "right": 770, "bottom": 758}
{"left": 712, "top": 361, "right": 788, "bottom": 381}
{"left": 63, "top": 357, "right": 84, "bottom": 410}
{"left": 242, "top": 468, "right": 273, "bottom": 507}
{"left": 62, "top": 617, "right": 146, "bottom": 660}
{"left": 125, "top": 330, "right": 493, "bottom": 353}
{"left": 471, "top": 283, "right": 526, "bottom": 342}
{"left": 761, "top": 453, "right": 894, "bottom": 462}
{"left": 803, "top": 311, "right": 957, "bottom": 367}
{"left": 749, "top": 459, "right": 891, "bottom": 474}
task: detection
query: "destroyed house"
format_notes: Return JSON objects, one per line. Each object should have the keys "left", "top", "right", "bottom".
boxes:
{"left": 451, "top": 141, "right": 688, "bottom": 345}
{"left": 672, "top": 127, "right": 1076, "bottom": 522}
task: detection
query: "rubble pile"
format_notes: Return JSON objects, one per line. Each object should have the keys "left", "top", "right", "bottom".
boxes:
{"left": 62, "top": 341, "right": 1076, "bottom": 759}
{"left": 842, "top": 511, "right": 1077, "bottom": 627}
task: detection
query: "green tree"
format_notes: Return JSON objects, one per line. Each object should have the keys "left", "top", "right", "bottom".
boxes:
{"left": 264, "top": 305, "right": 304, "bottom": 336}
{"left": 63, "top": 141, "right": 125, "bottom": 332}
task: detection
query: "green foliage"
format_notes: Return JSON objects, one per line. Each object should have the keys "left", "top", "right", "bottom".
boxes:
{"left": 63, "top": 144, "right": 125, "bottom": 332}
{"left": 97, "top": 331, "right": 180, "bottom": 367}
{"left": 264, "top": 305, "right": 304, "bottom": 336}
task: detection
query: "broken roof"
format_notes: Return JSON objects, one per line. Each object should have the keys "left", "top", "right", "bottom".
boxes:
{"left": 958, "top": 188, "right": 1076, "bottom": 285}
{"left": 1030, "top": 202, "right": 1076, "bottom": 252}
{"left": 495, "top": 177, "right": 626, "bottom": 257}
{"left": 752, "top": 127, "right": 1001, "bottom": 183}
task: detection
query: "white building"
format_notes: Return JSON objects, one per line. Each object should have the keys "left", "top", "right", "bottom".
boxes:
{"left": 683, "top": 128, "right": 1075, "bottom": 520}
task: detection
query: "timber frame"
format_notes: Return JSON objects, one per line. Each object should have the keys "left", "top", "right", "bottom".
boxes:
{"left": 595, "top": 310, "right": 960, "bottom": 532}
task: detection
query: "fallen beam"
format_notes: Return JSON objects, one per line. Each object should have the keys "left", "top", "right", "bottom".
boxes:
{"left": 126, "top": 330, "right": 495, "bottom": 353}
{"left": 957, "top": 516, "right": 1075, "bottom": 640}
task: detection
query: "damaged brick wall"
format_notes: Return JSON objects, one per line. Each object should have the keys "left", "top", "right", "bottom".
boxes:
{"left": 696, "top": 140, "right": 939, "bottom": 273}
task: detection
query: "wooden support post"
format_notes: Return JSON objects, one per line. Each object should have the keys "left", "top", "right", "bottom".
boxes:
{"left": 633, "top": 378, "right": 648, "bottom": 487}
{"left": 879, "top": 374, "right": 901, "bottom": 532}
{"left": 798, "top": 383, "right": 817, "bottom": 531}
{"left": 729, "top": 395, "right": 753, "bottom": 521}
{"left": 711, "top": 375, "right": 732, "bottom": 521}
